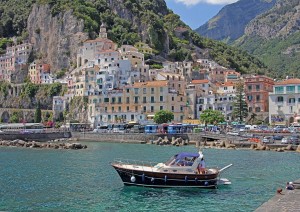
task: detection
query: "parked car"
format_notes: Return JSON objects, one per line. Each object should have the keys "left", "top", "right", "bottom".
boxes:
{"left": 262, "top": 136, "right": 274, "bottom": 144}
{"left": 273, "top": 125, "right": 287, "bottom": 133}
{"left": 281, "top": 135, "right": 300, "bottom": 145}
{"left": 227, "top": 131, "right": 240, "bottom": 136}
{"left": 281, "top": 137, "right": 288, "bottom": 144}
{"left": 273, "top": 135, "right": 284, "bottom": 140}
{"left": 289, "top": 135, "right": 300, "bottom": 145}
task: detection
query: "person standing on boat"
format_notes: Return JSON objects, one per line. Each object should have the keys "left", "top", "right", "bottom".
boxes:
{"left": 198, "top": 158, "right": 206, "bottom": 174}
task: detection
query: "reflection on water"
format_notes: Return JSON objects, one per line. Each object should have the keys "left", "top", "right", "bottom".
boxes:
{"left": 0, "top": 142, "right": 299, "bottom": 211}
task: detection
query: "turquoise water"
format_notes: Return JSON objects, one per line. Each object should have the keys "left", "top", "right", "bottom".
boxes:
{"left": 0, "top": 142, "right": 299, "bottom": 212}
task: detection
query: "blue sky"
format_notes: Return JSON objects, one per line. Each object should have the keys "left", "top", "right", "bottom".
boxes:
{"left": 165, "top": 0, "right": 239, "bottom": 29}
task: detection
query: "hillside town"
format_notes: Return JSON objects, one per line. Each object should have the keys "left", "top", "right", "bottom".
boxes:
{"left": 0, "top": 23, "right": 299, "bottom": 128}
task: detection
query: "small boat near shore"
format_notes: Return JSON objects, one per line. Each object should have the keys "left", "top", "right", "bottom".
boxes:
{"left": 111, "top": 151, "right": 232, "bottom": 188}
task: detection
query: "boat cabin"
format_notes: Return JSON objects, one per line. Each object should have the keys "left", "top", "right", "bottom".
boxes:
{"left": 165, "top": 152, "right": 199, "bottom": 166}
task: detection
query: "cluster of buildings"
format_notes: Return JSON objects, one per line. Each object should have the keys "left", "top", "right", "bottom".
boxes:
{"left": 1, "top": 24, "right": 300, "bottom": 127}
{"left": 0, "top": 39, "right": 55, "bottom": 84}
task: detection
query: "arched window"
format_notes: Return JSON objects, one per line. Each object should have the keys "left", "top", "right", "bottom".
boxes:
{"left": 288, "top": 98, "right": 295, "bottom": 103}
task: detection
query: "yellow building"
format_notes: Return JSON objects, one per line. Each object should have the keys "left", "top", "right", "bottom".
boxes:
{"left": 88, "top": 80, "right": 186, "bottom": 125}
{"left": 134, "top": 42, "right": 153, "bottom": 55}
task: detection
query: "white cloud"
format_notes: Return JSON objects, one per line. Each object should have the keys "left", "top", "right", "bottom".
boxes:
{"left": 174, "top": 0, "right": 239, "bottom": 6}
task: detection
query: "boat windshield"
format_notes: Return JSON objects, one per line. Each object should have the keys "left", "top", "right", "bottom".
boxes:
{"left": 165, "top": 152, "right": 199, "bottom": 166}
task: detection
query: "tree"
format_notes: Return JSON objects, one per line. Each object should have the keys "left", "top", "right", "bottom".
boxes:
{"left": 200, "top": 109, "right": 225, "bottom": 125}
{"left": 153, "top": 110, "right": 174, "bottom": 124}
{"left": 233, "top": 81, "right": 248, "bottom": 123}
{"left": 34, "top": 101, "right": 42, "bottom": 123}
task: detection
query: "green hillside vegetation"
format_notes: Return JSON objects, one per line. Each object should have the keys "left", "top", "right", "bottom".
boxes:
{"left": 0, "top": 0, "right": 269, "bottom": 75}
{"left": 236, "top": 32, "right": 300, "bottom": 78}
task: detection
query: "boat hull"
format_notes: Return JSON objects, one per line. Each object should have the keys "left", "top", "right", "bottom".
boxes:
{"left": 112, "top": 165, "right": 219, "bottom": 188}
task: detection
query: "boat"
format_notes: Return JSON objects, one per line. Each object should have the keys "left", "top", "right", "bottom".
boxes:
{"left": 111, "top": 151, "right": 232, "bottom": 188}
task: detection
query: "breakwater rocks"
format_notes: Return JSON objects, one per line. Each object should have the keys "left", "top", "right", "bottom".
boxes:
{"left": 205, "top": 140, "right": 300, "bottom": 153}
{"left": 151, "top": 136, "right": 189, "bottom": 146}
{"left": 0, "top": 139, "right": 87, "bottom": 150}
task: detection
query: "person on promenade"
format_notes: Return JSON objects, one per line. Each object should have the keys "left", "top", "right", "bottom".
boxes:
{"left": 286, "top": 182, "right": 295, "bottom": 190}
{"left": 277, "top": 188, "right": 283, "bottom": 195}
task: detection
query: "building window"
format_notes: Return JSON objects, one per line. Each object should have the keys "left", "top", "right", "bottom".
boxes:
{"left": 143, "top": 88, "right": 146, "bottom": 94}
{"left": 127, "top": 106, "right": 129, "bottom": 111}
{"left": 286, "top": 86, "right": 295, "bottom": 93}
{"left": 180, "top": 106, "right": 183, "bottom": 112}
{"left": 256, "top": 95, "right": 260, "bottom": 101}
{"left": 151, "top": 88, "right": 154, "bottom": 94}
{"left": 126, "top": 89, "right": 130, "bottom": 93}
{"left": 126, "top": 97, "right": 130, "bottom": 104}
{"left": 143, "top": 97, "right": 146, "bottom": 103}
{"left": 134, "top": 88, "right": 139, "bottom": 94}
{"left": 289, "top": 98, "right": 295, "bottom": 103}
{"left": 151, "top": 96, "right": 155, "bottom": 103}
{"left": 255, "top": 107, "right": 261, "bottom": 112}
{"left": 277, "top": 96, "right": 284, "bottom": 102}
{"left": 134, "top": 96, "right": 139, "bottom": 103}
{"left": 171, "top": 106, "right": 174, "bottom": 112}
{"left": 151, "top": 106, "right": 154, "bottom": 112}
{"left": 118, "top": 106, "right": 121, "bottom": 112}
{"left": 224, "top": 87, "right": 227, "bottom": 90}
{"left": 131, "top": 114, "right": 134, "bottom": 120}
{"left": 248, "top": 85, "right": 252, "bottom": 91}
{"left": 160, "top": 106, "right": 163, "bottom": 110}
{"left": 118, "top": 97, "right": 122, "bottom": 104}
{"left": 143, "top": 106, "right": 146, "bottom": 112}
{"left": 135, "top": 106, "right": 138, "bottom": 112}
{"left": 112, "top": 107, "right": 114, "bottom": 112}
{"left": 256, "top": 85, "right": 260, "bottom": 91}
{"left": 160, "top": 87, "right": 163, "bottom": 92}
{"left": 160, "top": 96, "right": 163, "bottom": 102}
{"left": 172, "top": 96, "right": 174, "bottom": 101}
{"left": 111, "top": 97, "right": 115, "bottom": 103}
{"left": 249, "top": 107, "right": 252, "bottom": 112}
{"left": 105, "top": 107, "right": 107, "bottom": 112}
{"left": 104, "top": 98, "right": 109, "bottom": 103}
{"left": 275, "top": 86, "right": 284, "bottom": 94}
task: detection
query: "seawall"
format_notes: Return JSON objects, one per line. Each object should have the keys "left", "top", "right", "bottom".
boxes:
{"left": 72, "top": 132, "right": 204, "bottom": 144}
{"left": 0, "top": 131, "right": 72, "bottom": 142}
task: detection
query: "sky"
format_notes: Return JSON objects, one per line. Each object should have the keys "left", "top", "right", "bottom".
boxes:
{"left": 165, "top": 0, "right": 239, "bottom": 29}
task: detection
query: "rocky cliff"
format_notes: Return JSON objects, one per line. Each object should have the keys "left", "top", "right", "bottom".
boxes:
{"left": 244, "top": 0, "right": 300, "bottom": 38}
{"left": 235, "top": 0, "right": 300, "bottom": 76}
{"left": 27, "top": 4, "right": 89, "bottom": 72}
{"left": 195, "top": 0, "right": 276, "bottom": 43}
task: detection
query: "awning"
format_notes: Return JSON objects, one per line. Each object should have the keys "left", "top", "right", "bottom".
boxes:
{"left": 147, "top": 115, "right": 155, "bottom": 117}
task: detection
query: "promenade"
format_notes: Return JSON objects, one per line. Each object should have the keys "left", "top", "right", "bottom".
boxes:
{"left": 255, "top": 179, "right": 300, "bottom": 212}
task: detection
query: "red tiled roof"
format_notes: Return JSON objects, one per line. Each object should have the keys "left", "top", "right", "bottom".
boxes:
{"left": 275, "top": 78, "right": 300, "bottom": 85}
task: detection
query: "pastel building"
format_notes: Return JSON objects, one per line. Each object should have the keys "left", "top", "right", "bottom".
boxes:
{"left": 29, "top": 61, "right": 52, "bottom": 84}
{"left": 269, "top": 78, "right": 300, "bottom": 125}
{"left": 0, "top": 41, "right": 32, "bottom": 82}
{"left": 245, "top": 75, "right": 274, "bottom": 113}
{"left": 134, "top": 42, "right": 153, "bottom": 55}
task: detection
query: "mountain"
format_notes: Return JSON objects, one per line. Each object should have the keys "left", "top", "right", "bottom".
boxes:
{"left": 234, "top": 0, "right": 300, "bottom": 77}
{"left": 195, "top": 0, "right": 276, "bottom": 43}
{"left": 0, "top": 0, "right": 269, "bottom": 75}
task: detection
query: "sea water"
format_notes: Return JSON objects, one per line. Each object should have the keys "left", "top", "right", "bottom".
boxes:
{"left": 0, "top": 142, "right": 299, "bottom": 212}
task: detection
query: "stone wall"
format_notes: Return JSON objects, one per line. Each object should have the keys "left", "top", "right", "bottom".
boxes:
{"left": 0, "top": 131, "right": 72, "bottom": 142}
{"left": 72, "top": 132, "right": 204, "bottom": 143}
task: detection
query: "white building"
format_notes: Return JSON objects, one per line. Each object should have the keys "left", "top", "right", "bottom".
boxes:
{"left": 269, "top": 78, "right": 300, "bottom": 125}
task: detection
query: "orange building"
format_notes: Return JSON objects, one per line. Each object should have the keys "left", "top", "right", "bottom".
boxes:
{"left": 244, "top": 75, "right": 274, "bottom": 113}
